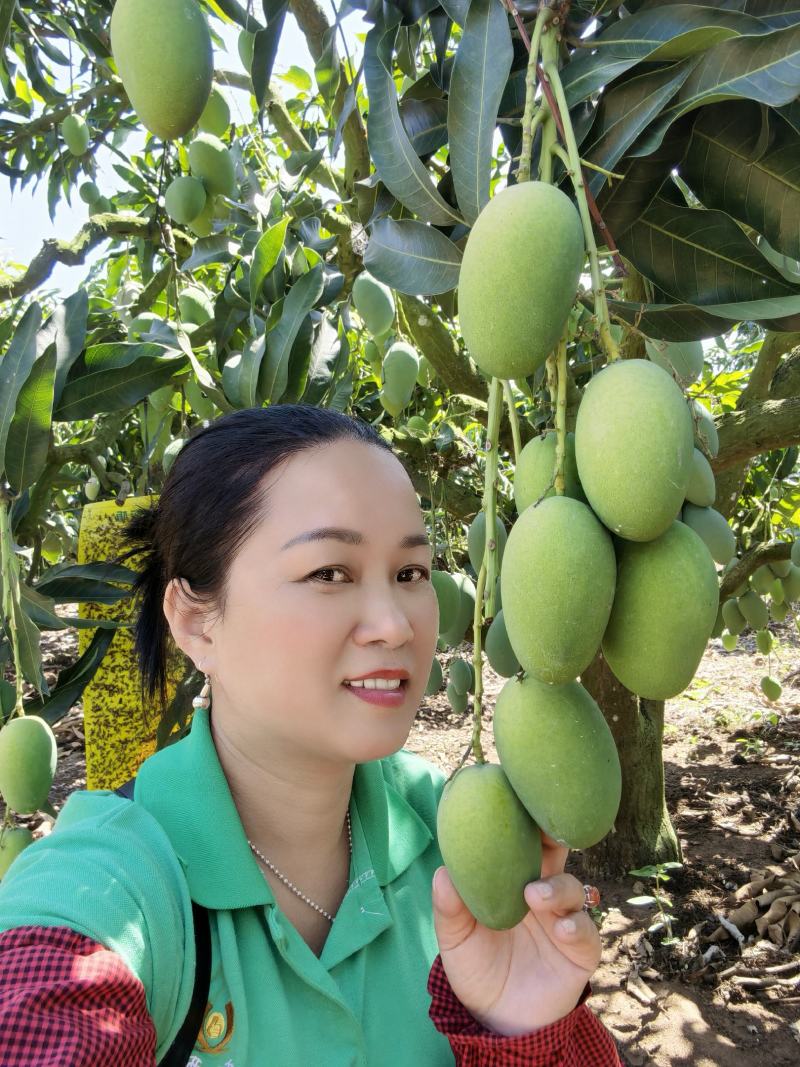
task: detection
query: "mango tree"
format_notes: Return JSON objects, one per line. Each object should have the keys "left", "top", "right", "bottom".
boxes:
{"left": 1, "top": 0, "right": 799, "bottom": 882}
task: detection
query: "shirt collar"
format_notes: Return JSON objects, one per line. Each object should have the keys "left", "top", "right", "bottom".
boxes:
{"left": 134, "top": 706, "right": 434, "bottom": 910}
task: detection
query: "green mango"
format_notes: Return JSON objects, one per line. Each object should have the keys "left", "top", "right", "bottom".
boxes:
{"left": 110, "top": 0, "right": 213, "bottom": 140}
{"left": 89, "top": 196, "right": 112, "bottom": 217}
{"left": 165, "top": 175, "right": 207, "bottom": 225}
{"left": 416, "top": 355, "right": 435, "bottom": 388}
{"left": 755, "top": 629, "right": 773, "bottom": 655}
{"left": 431, "top": 570, "right": 460, "bottom": 635}
{"left": 690, "top": 399, "right": 719, "bottom": 458}
{"left": 722, "top": 597, "right": 747, "bottom": 636}
{"left": 449, "top": 657, "right": 474, "bottom": 696}
{"left": 353, "top": 272, "right": 395, "bottom": 337}
{"left": 769, "top": 559, "right": 792, "bottom": 579}
{"left": 0, "top": 826, "right": 34, "bottom": 880}
{"left": 575, "top": 360, "right": 694, "bottom": 542}
{"left": 644, "top": 337, "right": 704, "bottom": 385}
{"left": 458, "top": 181, "right": 584, "bottom": 380}
{"left": 189, "top": 133, "right": 235, "bottom": 197}
{"left": 438, "top": 573, "right": 476, "bottom": 648}
{"left": 782, "top": 564, "right": 800, "bottom": 603}
{"left": 770, "top": 577, "right": 785, "bottom": 605}
{"left": 365, "top": 339, "right": 383, "bottom": 378}
{"left": 186, "top": 192, "right": 217, "bottom": 237}
{"left": 425, "top": 657, "right": 443, "bottom": 695}
{"left": 61, "top": 113, "right": 90, "bottom": 156}
{"left": 436, "top": 763, "right": 542, "bottom": 930}
{"left": 792, "top": 538, "right": 800, "bottom": 567}
{"left": 382, "top": 342, "right": 419, "bottom": 406}
{"left": 493, "top": 673, "right": 621, "bottom": 850}
{"left": 737, "top": 590, "right": 769, "bottom": 631}
{"left": 238, "top": 29, "right": 255, "bottom": 72}
{"left": 198, "top": 86, "right": 231, "bottom": 137}
{"left": 681, "top": 504, "right": 736, "bottom": 566}
{"left": 750, "top": 564, "right": 776, "bottom": 596}
{"left": 78, "top": 180, "right": 101, "bottom": 204}
{"left": 467, "top": 510, "right": 507, "bottom": 577}
{"left": 710, "top": 604, "right": 725, "bottom": 638}
{"left": 0, "top": 716, "right": 57, "bottom": 814}
{"left": 446, "top": 681, "right": 469, "bottom": 714}
{"left": 769, "top": 598, "right": 789, "bottom": 622}
{"left": 761, "top": 676, "right": 782, "bottom": 702}
{"left": 485, "top": 609, "right": 520, "bottom": 678}
{"left": 178, "top": 286, "right": 214, "bottom": 327}
{"left": 513, "top": 431, "right": 584, "bottom": 514}
{"left": 602, "top": 521, "right": 719, "bottom": 700}
{"left": 684, "top": 448, "right": 716, "bottom": 508}
{"left": 721, "top": 632, "right": 738, "bottom": 651}
{"left": 501, "top": 496, "right": 616, "bottom": 684}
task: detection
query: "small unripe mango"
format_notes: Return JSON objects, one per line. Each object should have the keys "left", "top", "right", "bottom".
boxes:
{"left": 189, "top": 133, "right": 235, "bottom": 198}
{"left": 61, "top": 114, "right": 90, "bottom": 156}
{"left": 165, "top": 175, "right": 207, "bottom": 225}
{"left": 0, "top": 716, "right": 57, "bottom": 814}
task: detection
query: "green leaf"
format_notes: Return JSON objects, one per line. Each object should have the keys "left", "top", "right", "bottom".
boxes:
{"left": 681, "top": 102, "right": 800, "bottom": 261}
{"left": 363, "top": 218, "right": 462, "bottom": 295}
{"left": 399, "top": 96, "right": 449, "bottom": 157}
{"left": 439, "top": 0, "right": 469, "bottom": 26}
{"left": 562, "top": 5, "right": 769, "bottom": 108}
{"left": 302, "top": 314, "right": 343, "bottom": 407}
{"left": 258, "top": 265, "right": 325, "bottom": 404}
{"left": 314, "top": 27, "right": 340, "bottom": 104}
{"left": 0, "top": 0, "right": 16, "bottom": 53}
{"left": 23, "top": 626, "right": 117, "bottom": 727}
{"left": 18, "top": 581, "right": 127, "bottom": 631}
{"left": 237, "top": 335, "right": 267, "bottom": 407}
{"left": 626, "top": 895, "right": 658, "bottom": 906}
{"left": 582, "top": 60, "right": 696, "bottom": 197}
{"left": 605, "top": 296, "right": 737, "bottom": 340}
{"left": 11, "top": 593, "right": 46, "bottom": 696}
{"left": 250, "top": 215, "right": 290, "bottom": 307}
{"left": 618, "top": 193, "right": 800, "bottom": 305}
{"left": 631, "top": 23, "right": 800, "bottom": 156}
{"left": 0, "top": 302, "right": 42, "bottom": 478}
{"left": 364, "top": 23, "right": 461, "bottom": 226}
{"left": 36, "top": 289, "right": 89, "bottom": 408}
{"left": 252, "top": 0, "right": 288, "bottom": 109}
{"left": 4, "top": 342, "right": 57, "bottom": 495}
{"left": 447, "top": 0, "right": 513, "bottom": 225}
{"left": 281, "top": 64, "right": 312, "bottom": 92}
{"left": 54, "top": 343, "right": 188, "bottom": 421}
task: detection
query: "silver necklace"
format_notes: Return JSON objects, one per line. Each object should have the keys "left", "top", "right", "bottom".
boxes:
{"left": 246, "top": 810, "right": 352, "bottom": 923}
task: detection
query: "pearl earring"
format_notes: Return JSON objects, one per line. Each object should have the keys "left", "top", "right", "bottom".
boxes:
{"left": 193, "top": 672, "right": 211, "bottom": 710}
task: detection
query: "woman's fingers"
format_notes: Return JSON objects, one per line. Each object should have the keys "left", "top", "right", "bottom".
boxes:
{"left": 524, "top": 873, "right": 602, "bottom": 969}
{"left": 525, "top": 872, "right": 586, "bottom": 915}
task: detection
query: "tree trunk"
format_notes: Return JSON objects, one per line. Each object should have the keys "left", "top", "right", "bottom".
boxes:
{"left": 579, "top": 653, "right": 681, "bottom": 880}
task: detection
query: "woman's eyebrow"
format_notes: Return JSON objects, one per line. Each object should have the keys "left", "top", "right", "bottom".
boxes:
{"left": 281, "top": 527, "right": 430, "bottom": 551}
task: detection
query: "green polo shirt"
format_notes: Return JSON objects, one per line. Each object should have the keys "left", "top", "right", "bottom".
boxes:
{"left": 0, "top": 706, "right": 456, "bottom": 1065}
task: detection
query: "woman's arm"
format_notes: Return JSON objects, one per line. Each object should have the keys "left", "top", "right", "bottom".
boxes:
{"left": 427, "top": 953, "right": 623, "bottom": 1066}
{"left": 0, "top": 925, "right": 158, "bottom": 1066}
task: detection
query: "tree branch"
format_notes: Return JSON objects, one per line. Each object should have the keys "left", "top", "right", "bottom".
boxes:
{"left": 0, "top": 215, "right": 192, "bottom": 302}
{"left": 712, "top": 396, "right": 800, "bottom": 473}
{"left": 738, "top": 330, "right": 800, "bottom": 408}
{"left": 719, "top": 540, "right": 792, "bottom": 601}
{"left": 769, "top": 344, "right": 800, "bottom": 401}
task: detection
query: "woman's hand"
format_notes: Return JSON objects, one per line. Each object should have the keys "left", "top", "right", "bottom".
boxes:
{"left": 431, "top": 832, "right": 602, "bottom": 1037}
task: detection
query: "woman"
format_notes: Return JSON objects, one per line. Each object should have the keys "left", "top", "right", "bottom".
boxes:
{"left": 0, "top": 405, "right": 621, "bottom": 1065}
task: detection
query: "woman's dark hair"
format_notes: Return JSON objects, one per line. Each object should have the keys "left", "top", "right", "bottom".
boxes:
{"left": 114, "top": 404, "right": 395, "bottom": 716}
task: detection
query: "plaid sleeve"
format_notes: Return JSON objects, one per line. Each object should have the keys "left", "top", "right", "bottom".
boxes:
{"left": 0, "top": 925, "right": 158, "bottom": 1066}
{"left": 427, "top": 953, "right": 623, "bottom": 1066}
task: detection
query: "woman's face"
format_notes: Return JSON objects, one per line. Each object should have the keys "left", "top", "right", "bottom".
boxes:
{"left": 202, "top": 438, "right": 439, "bottom": 766}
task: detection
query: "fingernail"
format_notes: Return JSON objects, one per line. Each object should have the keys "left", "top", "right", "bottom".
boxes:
{"left": 531, "top": 881, "right": 553, "bottom": 900}
{"left": 559, "top": 918, "right": 576, "bottom": 935}
{"left": 433, "top": 867, "right": 447, "bottom": 895}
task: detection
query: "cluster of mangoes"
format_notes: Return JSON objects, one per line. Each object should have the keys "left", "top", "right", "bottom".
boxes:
{"left": 351, "top": 272, "right": 435, "bottom": 417}
{"left": 717, "top": 537, "right": 800, "bottom": 700}
{"left": 110, "top": 0, "right": 233, "bottom": 238}
{"left": 432, "top": 180, "right": 746, "bottom": 929}
{"left": 0, "top": 715, "right": 58, "bottom": 879}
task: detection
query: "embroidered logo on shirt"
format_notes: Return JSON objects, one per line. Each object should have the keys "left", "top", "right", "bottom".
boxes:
{"left": 194, "top": 1000, "right": 235, "bottom": 1054}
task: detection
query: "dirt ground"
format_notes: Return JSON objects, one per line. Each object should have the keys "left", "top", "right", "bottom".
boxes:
{"left": 10, "top": 608, "right": 800, "bottom": 1066}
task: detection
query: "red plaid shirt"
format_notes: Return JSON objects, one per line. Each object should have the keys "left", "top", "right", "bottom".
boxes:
{"left": 0, "top": 925, "right": 621, "bottom": 1065}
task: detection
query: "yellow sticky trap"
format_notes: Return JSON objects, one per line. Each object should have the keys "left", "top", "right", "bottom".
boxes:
{"left": 77, "top": 496, "right": 185, "bottom": 790}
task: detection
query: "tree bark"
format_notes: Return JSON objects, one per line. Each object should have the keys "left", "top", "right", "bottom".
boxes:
{"left": 580, "top": 653, "right": 681, "bottom": 879}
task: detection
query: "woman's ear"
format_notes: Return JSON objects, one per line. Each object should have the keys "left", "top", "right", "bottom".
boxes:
{"left": 163, "top": 577, "right": 216, "bottom": 671}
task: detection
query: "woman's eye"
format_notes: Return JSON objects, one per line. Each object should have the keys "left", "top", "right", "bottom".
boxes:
{"left": 308, "top": 566, "right": 430, "bottom": 583}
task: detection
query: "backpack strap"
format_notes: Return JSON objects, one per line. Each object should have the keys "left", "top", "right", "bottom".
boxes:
{"left": 114, "top": 777, "right": 212, "bottom": 1065}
